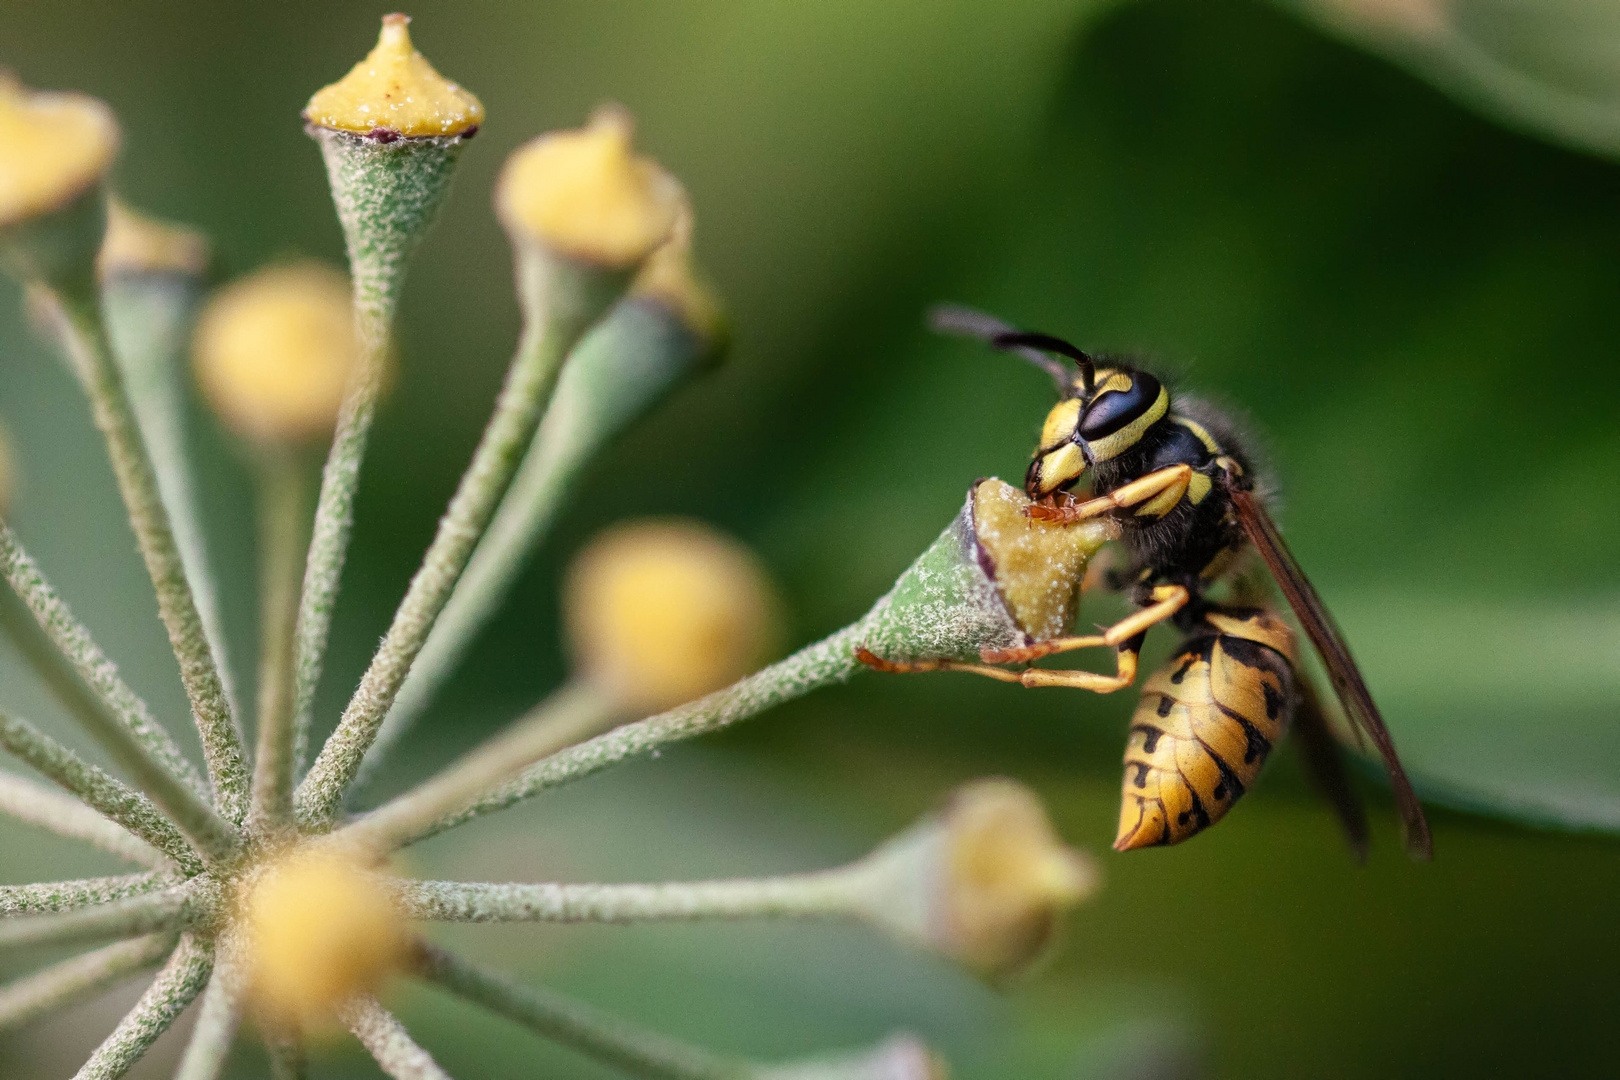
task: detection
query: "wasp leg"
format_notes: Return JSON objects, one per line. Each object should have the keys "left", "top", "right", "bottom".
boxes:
{"left": 1026, "top": 465, "right": 1193, "bottom": 524}
{"left": 854, "top": 647, "right": 1026, "bottom": 683}
{"left": 980, "top": 584, "right": 1189, "bottom": 665}
{"left": 1016, "top": 641, "right": 1141, "bottom": 692}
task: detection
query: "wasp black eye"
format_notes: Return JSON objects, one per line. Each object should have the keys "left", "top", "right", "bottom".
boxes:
{"left": 1079, "top": 371, "right": 1162, "bottom": 439}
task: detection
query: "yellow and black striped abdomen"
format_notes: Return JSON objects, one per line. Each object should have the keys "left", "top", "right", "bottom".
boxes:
{"left": 1115, "top": 608, "right": 1298, "bottom": 851}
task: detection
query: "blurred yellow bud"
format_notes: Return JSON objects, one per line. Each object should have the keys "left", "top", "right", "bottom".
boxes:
{"left": 96, "top": 199, "right": 209, "bottom": 281}
{"left": 0, "top": 72, "right": 118, "bottom": 230}
{"left": 630, "top": 204, "right": 728, "bottom": 355}
{"left": 192, "top": 263, "right": 360, "bottom": 445}
{"left": 566, "top": 519, "right": 778, "bottom": 713}
{"left": 937, "top": 779, "right": 1096, "bottom": 977}
{"left": 304, "top": 14, "right": 484, "bottom": 139}
{"left": 496, "top": 106, "right": 685, "bottom": 269}
{"left": 238, "top": 845, "right": 407, "bottom": 1027}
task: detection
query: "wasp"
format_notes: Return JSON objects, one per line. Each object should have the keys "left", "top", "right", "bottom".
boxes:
{"left": 863, "top": 306, "right": 1431, "bottom": 858}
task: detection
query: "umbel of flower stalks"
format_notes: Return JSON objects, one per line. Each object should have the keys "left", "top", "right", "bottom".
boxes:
{"left": 566, "top": 519, "right": 779, "bottom": 713}
{"left": 0, "top": 72, "right": 119, "bottom": 290}
{"left": 192, "top": 263, "right": 363, "bottom": 446}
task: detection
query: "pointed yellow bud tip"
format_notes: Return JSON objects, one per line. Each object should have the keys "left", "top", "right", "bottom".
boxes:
{"left": 631, "top": 204, "right": 727, "bottom": 349}
{"left": 496, "top": 106, "right": 685, "bottom": 268}
{"left": 941, "top": 779, "right": 1097, "bottom": 977}
{"left": 97, "top": 199, "right": 209, "bottom": 280}
{"left": 0, "top": 73, "right": 119, "bottom": 228}
{"left": 566, "top": 519, "right": 779, "bottom": 713}
{"left": 972, "top": 479, "right": 1115, "bottom": 642}
{"left": 303, "top": 14, "right": 484, "bottom": 138}
{"left": 192, "top": 263, "right": 361, "bottom": 445}
{"left": 239, "top": 846, "right": 406, "bottom": 1027}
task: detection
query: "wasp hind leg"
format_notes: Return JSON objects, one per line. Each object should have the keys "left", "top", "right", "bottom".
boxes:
{"left": 856, "top": 584, "right": 1189, "bottom": 694}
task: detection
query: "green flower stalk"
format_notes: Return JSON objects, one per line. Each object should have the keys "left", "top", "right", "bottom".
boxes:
{"left": 292, "top": 14, "right": 484, "bottom": 778}
{"left": 0, "top": 18, "right": 1115, "bottom": 1079}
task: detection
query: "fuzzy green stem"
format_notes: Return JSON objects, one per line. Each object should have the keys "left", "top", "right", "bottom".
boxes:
{"left": 341, "top": 995, "right": 452, "bottom": 1080}
{"left": 0, "top": 527, "right": 235, "bottom": 858}
{"left": 173, "top": 963, "right": 240, "bottom": 1080}
{"left": 0, "top": 770, "right": 168, "bottom": 868}
{"left": 362, "top": 298, "right": 714, "bottom": 784}
{"left": 0, "top": 932, "right": 176, "bottom": 1030}
{"left": 268, "top": 1036, "right": 307, "bottom": 1080}
{"left": 0, "top": 885, "right": 191, "bottom": 951}
{"left": 404, "top": 626, "right": 865, "bottom": 846}
{"left": 397, "top": 865, "right": 873, "bottom": 924}
{"left": 249, "top": 453, "right": 311, "bottom": 834}
{"left": 0, "top": 711, "right": 204, "bottom": 872}
{"left": 291, "top": 130, "right": 472, "bottom": 783}
{"left": 74, "top": 933, "right": 211, "bottom": 1080}
{"left": 333, "top": 681, "right": 614, "bottom": 853}
{"left": 103, "top": 273, "right": 240, "bottom": 722}
{"left": 297, "top": 254, "right": 627, "bottom": 827}
{"left": 0, "top": 871, "right": 178, "bottom": 918}
{"left": 38, "top": 285, "right": 248, "bottom": 822}
{"left": 413, "top": 943, "right": 752, "bottom": 1080}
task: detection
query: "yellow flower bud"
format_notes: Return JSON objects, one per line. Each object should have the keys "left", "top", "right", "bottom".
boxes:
{"left": 972, "top": 478, "right": 1114, "bottom": 642}
{"left": 566, "top": 519, "right": 779, "bottom": 713}
{"left": 192, "top": 263, "right": 361, "bottom": 445}
{"left": 96, "top": 199, "right": 209, "bottom": 280}
{"left": 304, "top": 14, "right": 484, "bottom": 139}
{"left": 0, "top": 72, "right": 118, "bottom": 229}
{"left": 937, "top": 779, "right": 1096, "bottom": 978}
{"left": 496, "top": 106, "right": 684, "bottom": 269}
{"left": 630, "top": 203, "right": 728, "bottom": 354}
{"left": 238, "top": 845, "right": 407, "bottom": 1028}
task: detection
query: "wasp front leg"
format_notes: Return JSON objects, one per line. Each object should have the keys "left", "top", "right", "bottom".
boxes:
{"left": 1026, "top": 465, "right": 1193, "bottom": 525}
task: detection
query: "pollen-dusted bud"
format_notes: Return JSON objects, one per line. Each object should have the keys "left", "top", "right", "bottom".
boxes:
{"left": 496, "top": 106, "right": 684, "bottom": 271}
{"left": 192, "top": 263, "right": 361, "bottom": 445}
{"left": 861, "top": 779, "right": 1097, "bottom": 979}
{"left": 238, "top": 845, "right": 407, "bottom": 1028}
{"left": 304, "top": 15, "right": 482, "bottom": 322}
{"left": 0, "top": 73, "right": 119, "bottom": 289}
{"left": 565, "top": 519, "right": 779, "bottom": 713}
{"left": 857, "top": 479, "right": 1114, "bottom": 664}
{"left": 304, "top": 13, "right": 483, "bottom": 139}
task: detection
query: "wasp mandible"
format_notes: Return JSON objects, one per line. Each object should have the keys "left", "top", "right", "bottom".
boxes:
{"left": 864, "top": 306, "right": 1432, "bottom": 859}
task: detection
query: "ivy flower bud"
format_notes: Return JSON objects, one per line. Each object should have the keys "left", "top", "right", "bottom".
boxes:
{"left": 238, "top": 845, "right": 407, "bottom": 1028}
{"left": 864, "top": 779, "right": 1097, "bottom": 979}
{"left": 304, "top": 15, "right": 482, "bottom": 321}
{"left": 192, "top": 263, "right": 361, "bottom": 446}
{"left": 565, "top": 519, "right": 779, "bottom": 713}
{"left": 304, "top": 13, "right": 483, "bottom": 139}
{"left": 0, "top": 73, "right": 119, "bottom": 289}
{"left": 629, "top": 204, "right": 728, "bottom": 361}
{"left": 858, "top": 479, "right": 1115, "bottom": 663}
{"left": 96, "top": 198, "right": 209, "bottom": 282}
{"left": 496, "top": 106, "right": 684, "bottom": 271}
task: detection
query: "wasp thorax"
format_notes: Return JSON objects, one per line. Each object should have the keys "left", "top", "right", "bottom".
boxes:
{"left": 973, "top": 479, "right": 1114, "bottom": 642}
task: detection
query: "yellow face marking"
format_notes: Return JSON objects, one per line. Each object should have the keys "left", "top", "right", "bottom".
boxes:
{"left": 1039, "top": 398, "right": 1081, "bottom": 452}
{"left": 1173, "top": 416, "right": 1222, "bottom": 455}
{"left": 1030, "top": 442, "right": 1086, "bottom": 495}
{"left": 1186, "top": 472, "right": 1212, "bottom": 505}
{"left": 1087, "top": 385, "right": 1169, "bottom": 463}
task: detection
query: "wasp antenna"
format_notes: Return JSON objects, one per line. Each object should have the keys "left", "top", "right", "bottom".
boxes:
{"left": 928, "top": 303, "right": 1083, "bottom": 396}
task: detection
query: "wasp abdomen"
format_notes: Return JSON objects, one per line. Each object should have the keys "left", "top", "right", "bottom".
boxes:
{"left": 1115, "top": 608, "right": 1297, "bottom": 851}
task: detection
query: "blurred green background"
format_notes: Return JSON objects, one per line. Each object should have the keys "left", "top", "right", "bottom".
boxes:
{"left": 3, "top": 0, "right": 1619, "bottom": 1076}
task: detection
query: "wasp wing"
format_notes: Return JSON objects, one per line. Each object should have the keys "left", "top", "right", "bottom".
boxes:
{"left": 1229, "top": 487, "right": 1433, "bottom": 859}
{"left": 1291, "top": 668, "right": 1370, "bottom": 861}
